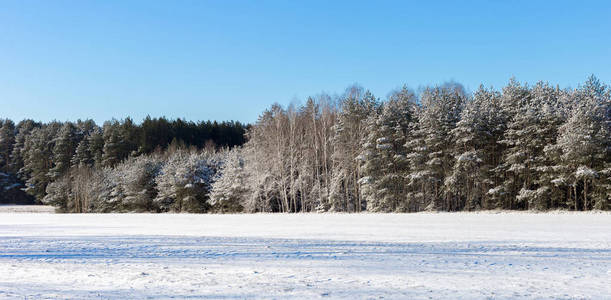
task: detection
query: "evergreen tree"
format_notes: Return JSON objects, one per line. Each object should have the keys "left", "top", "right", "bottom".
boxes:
{"left": 117, "top": 155, "right": 163, "bottom": 211}
{"left": 48, "top": 122, "right": 77, "bottom": 180}
{"left": 404, "top": 109, "right": 430, "bottom": 212}
{"left": 42, "top": 174, "right": 71, "bottom": 212}
{"left": 446, "top": 86, "right": 501, "bottom": 210}
{"left": 0, "top": 119, "right": 15, "bottom": 173}
{"left": 88, "top": 127, "right": 105, "bottom": 167}
{"left": 102, "top": 121, "right": 123, "bottom": 167}
{"left": 209, "top": 147, "right": 249, "bottom": 212}
{"left": 154, "top": 150, "right": 221, "bottom": 212}
{"left": 360, "top": 86, "right": 415, "bottom": 212}
{"left": 555, "top": 76, "right": 610, "bottom": 210}
{"left": 488, "top": 78, "right": 531, "bottom": 208}
{"left": 9, "top": 120, "right": 40, "bottom": 175}
{"left": 495, "top": 82, "right": 562, "bottom": 210}
{"left": 3, "top": 77, "right": 609, "bottom": 213}
{"left": 72, "top": 137, "right": 92, "bottom": 167}
{"left": 21, "top": 123, "right": 61, "bottom": 201}
{"left": 120, "top": 117, "right": 141, "bottom": 157}
{"left": 413, "top": 83, "right": 467, "bottom": 210}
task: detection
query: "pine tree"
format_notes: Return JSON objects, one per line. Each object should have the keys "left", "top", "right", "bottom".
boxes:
{"left": 209, "top": 148, "right": 249, "bottom": 212}
{"left": 9, "top": 120, "right": 40, "bottom": 175}
{"left": 413, "top": 83, "right": 466, "bottom": 210}
{"left": 88, "top": 127, "right": 105, "bottom": 167}
{"left": 360, "top": 86, "right": 415, "bottom": 212}
{"left": 488, "top": 78, "right": 531, "bottom": 208}
{"left": 358, "top": 112, "right": 383, "bottom": 210}
{"left": 70, "top": 120, "right": 97, "bottom": 167}
{"left": 404, "top": 109, "right": 430, "bottom": 212}
{"left": 117, "top": 155, "right": 163, "bottom": 211}
{"left": 0, "top": 119, "right": 15, "bottom": 173}
{"left": 495, "top": 82, "right": 562, "bottom": 210}
{"left": 42, "top": 174, "right": 71, "bottom": 212}
{"left": 48, "top": 122, "right": 77, "bottom": 180}
{"left": 154, "top": 150, "right": 221, "bottom": 212}
{"left": 555, "top": 76, "right": 610, "bottom": 210}
{"left": 72, "top": 137, "right": 92, "bottom": 167}
{"left": 120, "top": 117, "right": 141, "bottom": 157}
{"left": 21, "top": 123, "right": 61, "bottom": 201}
{"left": 102, "top": 121, "right": 122, "bottom": 167}
{"left": 447, "top": 85, "right": 501, "bottom": 210}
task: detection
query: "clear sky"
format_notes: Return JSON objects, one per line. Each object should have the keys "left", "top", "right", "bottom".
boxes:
{"left": 1, "top": 0, "right": 609, "bottom": 124}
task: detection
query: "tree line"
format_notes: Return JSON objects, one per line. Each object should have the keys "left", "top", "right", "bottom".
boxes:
{"left": 0, "top": 117, "right": 246, "bottom": 208}
{"left": 0, "top": 76, "right": 608, "bottom": 212}
{"left": 213, "top": 76, "right": 609, "bottom": 213}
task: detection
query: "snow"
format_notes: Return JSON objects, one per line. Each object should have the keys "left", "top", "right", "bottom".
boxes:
{"left": 0, "top": 205, "right": 55, "bottom": 213}
{"left": 576, "top": 166, "right": 597, "bottom": 178}
{"left": 0, "top": 212, "right": 610, "bottom": 299}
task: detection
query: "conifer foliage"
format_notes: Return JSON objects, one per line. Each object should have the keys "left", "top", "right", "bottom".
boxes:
{"left": 0, "top": 76, "right": 608, "bottom": 212}
{"left": 0, "top": 117, "right": 246, "bottom": 208}
{"left": 226, "top": 77, "right": 609, "bottom": 213}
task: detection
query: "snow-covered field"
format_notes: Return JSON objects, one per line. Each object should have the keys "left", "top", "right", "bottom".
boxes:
{"left": 0, "top": 212, "right": 609, "bottom": 299}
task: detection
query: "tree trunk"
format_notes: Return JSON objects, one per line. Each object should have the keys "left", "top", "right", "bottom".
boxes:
{"left": 574, "top": 184, "right": 578, "bottom": 211}
{"left": 583, "top": 179, "right": 588, "bottom": 211}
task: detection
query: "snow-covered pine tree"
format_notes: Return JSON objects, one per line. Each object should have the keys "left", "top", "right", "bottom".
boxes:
{"left": 48, "top": 122, "right": 77, "bottom": 181}
{"left": 495, "top": 82, "right": 561, "bottom": 210}
{"left": 70, "top": 121, "right": 98, "bottom": 168}
{"left": 42, "top": 174, "right": 71, "bottom": 212}
{"left": 84, "top": 166, "right": 121, "bottom": 213}
{"left": 209, "top": 147, "right": 249, "bottom": 212}
{"left": 117, "top": 154, "right": 163, "bottom": 212}
{"left": 71, "top": 137, "right": 92, "bottom": 167}
{"left": 404, "top": 108, "right": 429, "bottom": 212}
{"left": 88, "top": 127, "right": 105, "bottom": 167}
{"left": 360, "top": 86, "right": 415, "bottom": 212}
{"left": 414, "top": 83, "right": 466, "bottom": 211}
{"left": 358, "top": 110, "right": 382, "bottom": 210}
{"left": 75, "top": 119, "right": 97, "bottom": 139}
{"left": 554, "top": 76, "right": 610, "bottom": 210}
{"left": 0, "top": 119, "right": 15, "bottom": 173}
{"left": 154, "top": 150, "right": 220, "bottom": 212}
{"left": 21, "top": 122, "right": 61, "bottom": 201}
{"left": 488, "top": 78, "right": 531, "bottom": 208}
{"left": 522, "top": 87, "right": 566, "bottom": 211}
{"left": 119, "top": 117, "right": 141, "bottom": 157}
{"left": 9, "top": 120, "right": 40, "bottom": 175}
{"left": 102, "top": 121, "right": 123, "bottom": 167}
{"left": 446, "top": 85, "right": 501, "bottom": 210}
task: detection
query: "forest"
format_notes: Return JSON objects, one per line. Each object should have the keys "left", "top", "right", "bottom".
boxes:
{"left": 0, "top": 76, "right": 609, "bottom": 212}
{"left": 0, "top": 117, "right": 246, "bottom": 209}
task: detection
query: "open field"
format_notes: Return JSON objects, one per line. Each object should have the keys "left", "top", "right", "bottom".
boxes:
{"left": 0, "top": 212, "right": 610, "bottom": 299}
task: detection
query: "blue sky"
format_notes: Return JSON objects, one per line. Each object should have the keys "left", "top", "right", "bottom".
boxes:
{"left": 1, "top": 0, "right": 609, "bottom": 124}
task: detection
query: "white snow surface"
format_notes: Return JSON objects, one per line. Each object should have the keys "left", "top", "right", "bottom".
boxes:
{"left": 0, "top": 212, "right": 610, "bottom": 299}
{"left": 0, "top": 205, "right": 55, "bottom": 214}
